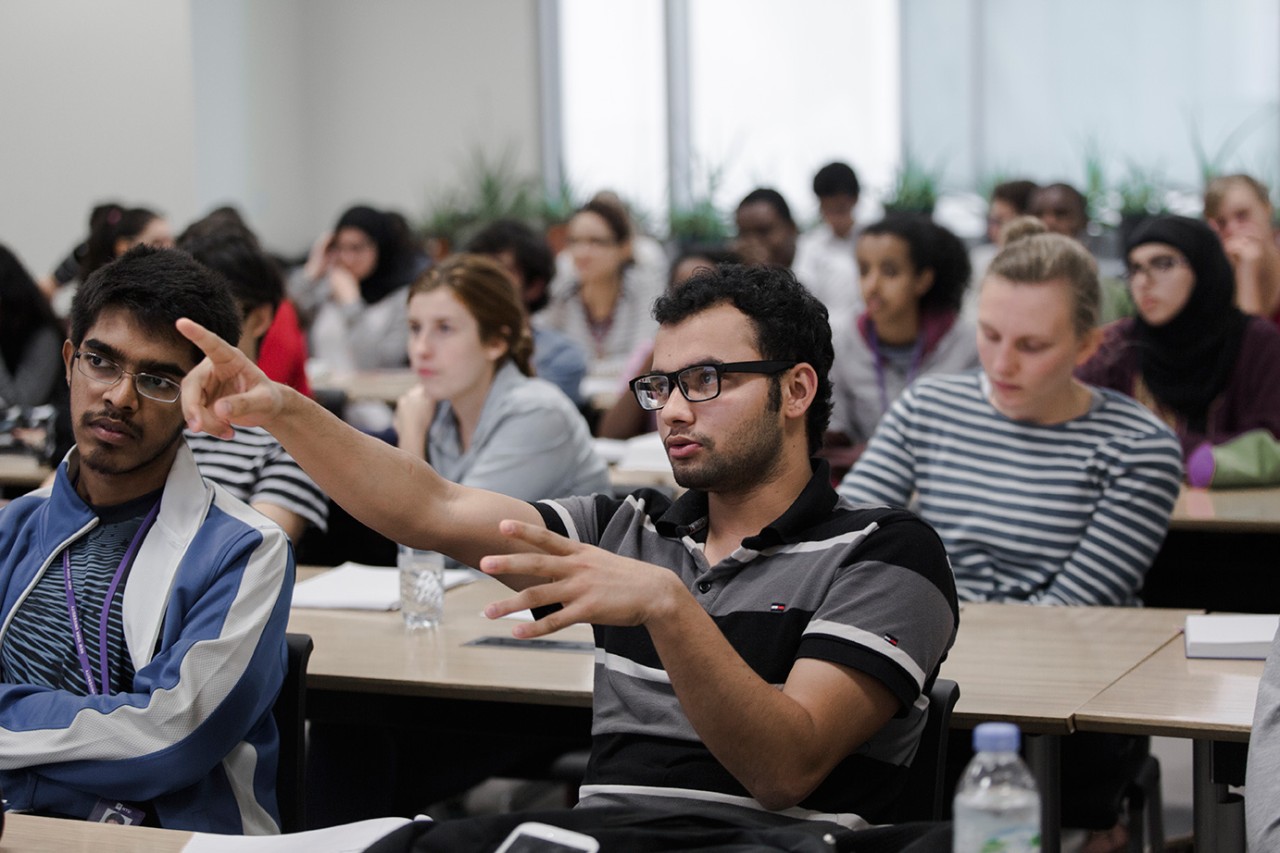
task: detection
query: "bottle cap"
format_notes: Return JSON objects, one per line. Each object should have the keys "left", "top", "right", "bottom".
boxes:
{"left": 972, "top": 721, "right": 1021, "bottom": 752}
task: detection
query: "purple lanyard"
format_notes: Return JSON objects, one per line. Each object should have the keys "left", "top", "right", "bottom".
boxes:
{"left": 867, "top": 321, "right": 926, "bottom": 416}
{"left": 61, "top": 500, "right": 161, "bottom": 695}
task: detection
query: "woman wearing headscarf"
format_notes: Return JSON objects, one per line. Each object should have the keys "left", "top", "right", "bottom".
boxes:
{"left": 289, "top": 205, "right": 429, "bottom": 374}
{"left": 1078, "top": 214, "right": 1280, "bottom": 487}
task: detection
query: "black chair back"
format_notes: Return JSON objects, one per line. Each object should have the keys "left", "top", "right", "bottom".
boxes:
{"left": 884, "top": 677, "right": 960, "bottom": 823}
{"left": 273, "top": 632, "right": 313, "bottom": 833}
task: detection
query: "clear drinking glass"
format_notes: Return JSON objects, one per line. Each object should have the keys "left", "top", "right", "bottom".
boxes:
{"left": 397, "top": 545, "right": 445, "bottom": 629}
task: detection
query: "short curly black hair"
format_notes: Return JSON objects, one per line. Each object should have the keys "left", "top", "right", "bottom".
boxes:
{"left": 70, "top": 244, "right": 242, "bottom": 366}
{"left": 652, "top": 263, "right": 832, "bottom": 455}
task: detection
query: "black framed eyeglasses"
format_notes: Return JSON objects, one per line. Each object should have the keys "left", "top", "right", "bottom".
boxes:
{"left": 73, "top": 351, "right": 183, "bottom": 403}
{"left": 629, "top": 360, "right": 797, "bottom": 411}
{"left": 1122, "top": 254, "right": 1187, "bottom": 283}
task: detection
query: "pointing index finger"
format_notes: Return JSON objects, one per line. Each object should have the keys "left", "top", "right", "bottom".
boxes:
{"left": 176, "top": 318, "right": 239, "bottom": 364}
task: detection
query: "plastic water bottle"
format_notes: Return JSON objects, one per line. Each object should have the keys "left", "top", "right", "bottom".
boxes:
{"left": 953, "top": 722, "right": 1041, "bottom": 853}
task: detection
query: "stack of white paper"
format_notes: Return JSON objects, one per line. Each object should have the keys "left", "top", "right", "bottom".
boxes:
{"left": 291, "top": 562, "right": 476, "bottom": 610}
{"left": 1184, "top": 614, "right": 1280, "bottom": 660}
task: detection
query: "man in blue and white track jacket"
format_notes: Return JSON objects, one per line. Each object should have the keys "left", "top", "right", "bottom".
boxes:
{"left": 0, "top": 246, "right": 293, "bottom": 834}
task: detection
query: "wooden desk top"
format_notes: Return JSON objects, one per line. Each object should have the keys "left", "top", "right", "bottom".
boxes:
{"left": 941, "top": 603, "right": 1196, "bottom": 735}
{"left": 0, "top": 453, "right": 51, "bottom": 489}
{"left": 1170, "top": 485, "right": 1280, "bottom": 533}
{"left": 291, "top": 570, "right": 1196, "bottom": 734}
{"left": 0, "top": 813, "right": 191, "bottom": 852}
{"left": 309, "top": 368, "right": 416, "bottom": 404}
{"left": 288, "top": 573, "right": 594, "bottom": 707}
{"left": 1073, "top": 636, "right": 1262, "bottom": 742}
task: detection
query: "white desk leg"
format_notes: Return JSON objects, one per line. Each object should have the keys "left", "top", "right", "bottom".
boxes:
{"left": 1024, "top": 734, "right": 1061, "bottom": 853}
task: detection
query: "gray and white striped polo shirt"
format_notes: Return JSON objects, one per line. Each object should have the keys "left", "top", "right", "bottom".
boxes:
{"left": 532, "top": 461, "right": 958, "bottom": 828}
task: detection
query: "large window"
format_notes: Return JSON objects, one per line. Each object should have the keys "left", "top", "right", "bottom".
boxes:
{"left": 902, "top": 0, "right": 1280, "bottom": 219}
{"left": 558, "top": 0, "right": 901, "bottom": 232}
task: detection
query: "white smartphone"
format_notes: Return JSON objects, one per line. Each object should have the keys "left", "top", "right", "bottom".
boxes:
{"left": 493, "top": 821, "right": 601, "bottom": 853}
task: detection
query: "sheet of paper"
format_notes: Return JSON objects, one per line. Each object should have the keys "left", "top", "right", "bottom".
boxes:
{"left": 291, "top": 563, "right": 476, "bottom": 610}
{"left": 184, "top": 816, "right": 419, "bottom": 852}
{"left": 617, "top": 431, "right": 668, "bottom": 471}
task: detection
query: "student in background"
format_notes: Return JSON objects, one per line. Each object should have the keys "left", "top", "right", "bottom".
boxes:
{"left": 289, "top": 205, "right": 428, "bottom": 430}
{"left": 841, "top": 230, "right": 1182, "bottom": 605}
{"left": 42, "top": 205, "right": 175, "bottom": 320}
{"left": 1203, "top": 173, "right": 1280, "bottom": 321}
{"left": 537, "top": 201, "right": 662, "bottom": 382}
{"left": 793, "top": 161, "right": 861, "bottom": 318}
{"left": 180, "top": 229, "right": 329, "bottom": 543}
{"left": 823, "top": 216, "right": 979, "bottom": 477}
{"left": 1029, "top": 181, "right": 1132, "bottom": 322}
{"left": 465, "top": 219, "right": 587, "bottom": 405}
{"left": 1028, "top": 182, "right": 1089, "bottom": 240}
{"left": 986, "top": 180, "right": 1040, "bottom": 246}
{"left": 38, "top": 203, "right": 120, "bottom": 301}
{"left": 733, "top": 187, "right": 799, "bottom": 271}
{"left": 289, "top": 205, "right": 428, "bottom": 372}
{"left": 0, "top": 246, "right": 291, "bottom": 833}
{"left": 1078, "top": 214, "right": 1280, "bottom": 486}
{"left": 181, "top": 207, "right": 314, "bottom": 398}
{"left": 0, "top": 244, "right": 64, "bottom": 411}
{"left": 393, "top": 254, "right": 608, "bottom": 502}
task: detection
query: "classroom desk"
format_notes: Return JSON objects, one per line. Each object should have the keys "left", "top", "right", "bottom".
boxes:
{"left": 0, "top": 813, "right": 192, "bottom": 852}
{"left": 1170, "top": 484, "right": 1280, "bottom": 533}
{"left": 287, "top": 573, "right": 594, "bottom": 707}
{"left": 290, "top": 574, "right": 1194, "bottom": 853}
{"left": 309, "top": 368, "right": 416, "bottom": 405}
{"left": 938, "top": 603, "right": 1195, "bottom": 853}
{"left": 0, "top": 453, "right": 51, "bottom": 490}
{"left": 1075, "top": 637, "right": 1263, "bottom": 852}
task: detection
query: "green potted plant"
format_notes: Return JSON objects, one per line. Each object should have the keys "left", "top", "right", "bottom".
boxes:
{"left": 1114, "top": 162, "right": 1170, "bottom": 249}
{"left": 882, "top": 151, "right": 943, "bottom": 215}
{"left": 666, "top": 159, "right": 730, "bottom": 250}
{"left": 421, "top": 146, "right": 542, "bottom": 258}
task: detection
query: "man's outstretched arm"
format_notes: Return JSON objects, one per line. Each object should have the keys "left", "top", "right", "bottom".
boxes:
{"left": 176, "top": 318, "right": 544, "bottom": 575}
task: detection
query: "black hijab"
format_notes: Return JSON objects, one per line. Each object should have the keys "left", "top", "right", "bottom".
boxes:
{"left": 334, "top": 206, "right": 425, "bottom": 304}
{"left": 1126, "top": 214, "right": 1248, "bottom": 431}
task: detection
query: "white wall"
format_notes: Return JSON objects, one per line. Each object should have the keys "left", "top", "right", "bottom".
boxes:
{"left": 0, "top": 0, "right": 543, "bottom": 274}
{"left": 0, "top": 0, "right": 200, "bottom": 275}
{"left": 295, "top": 0, "right": 543, "bottom": 254}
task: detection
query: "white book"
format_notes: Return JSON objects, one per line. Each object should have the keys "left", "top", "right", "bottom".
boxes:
{"left": 1184, "top": 614, "right": 1280, "bottom": 660}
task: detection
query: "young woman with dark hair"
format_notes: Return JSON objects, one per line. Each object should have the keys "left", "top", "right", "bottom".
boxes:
{"left": 1079, "top": 214, "right": 1280, "bottom": 486}
{"left": 824, "top": 216, "right": 980, "bottom": 472}
{"left": 538, "top": 200, "right": 663, "bottom": 381}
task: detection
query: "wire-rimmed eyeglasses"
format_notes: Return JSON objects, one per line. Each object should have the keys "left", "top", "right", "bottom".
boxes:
{"left": 73, "top": 351, "right": 183, "bottom": 403}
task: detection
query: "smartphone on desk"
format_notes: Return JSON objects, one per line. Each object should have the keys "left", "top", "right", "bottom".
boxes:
{"left": 494, "top": 821, "right": 599, "bottom": 853}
